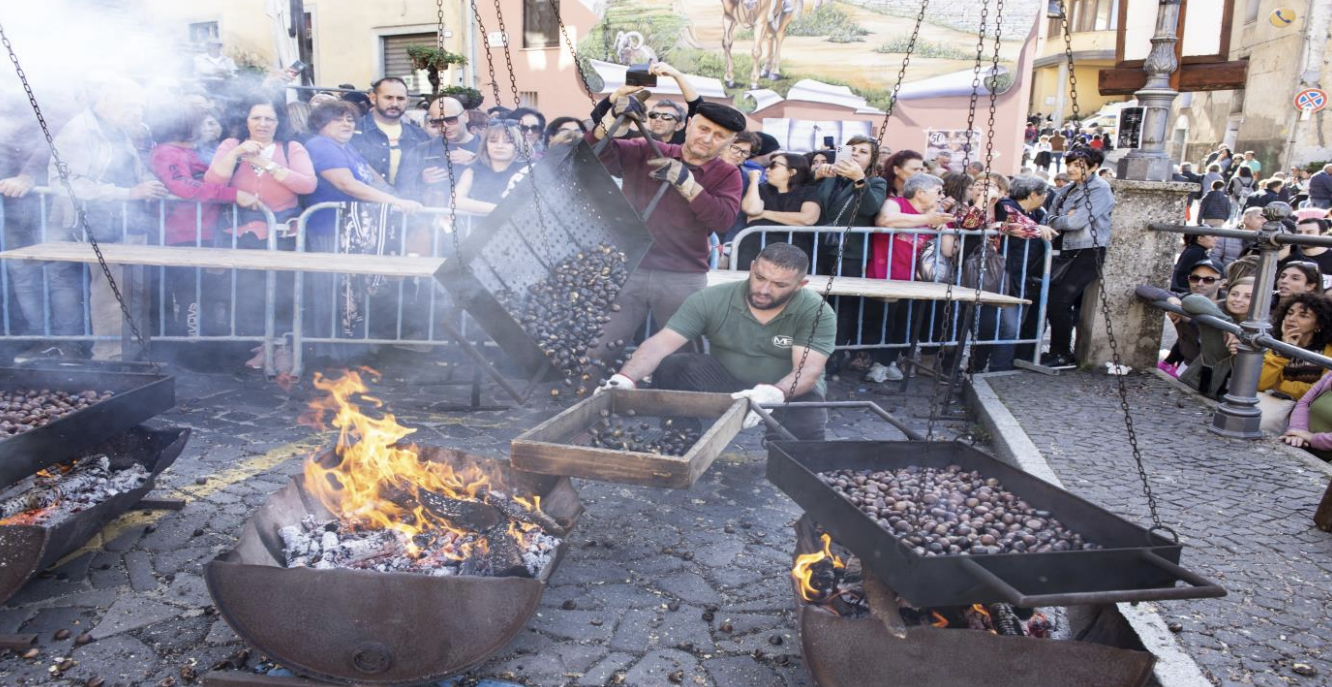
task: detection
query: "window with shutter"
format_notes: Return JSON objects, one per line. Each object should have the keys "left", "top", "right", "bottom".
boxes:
{"left": 382, "top": 33, "right": 439, "bottom": 87}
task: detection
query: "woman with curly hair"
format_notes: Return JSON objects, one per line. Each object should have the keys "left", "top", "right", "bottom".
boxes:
{"left": 1257, "top": 292, "right": 1332, "bottom": 432}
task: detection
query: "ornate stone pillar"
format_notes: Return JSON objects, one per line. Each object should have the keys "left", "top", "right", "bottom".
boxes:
{"left": 1115, "top": 0, "right": 1181, "bottom": 182}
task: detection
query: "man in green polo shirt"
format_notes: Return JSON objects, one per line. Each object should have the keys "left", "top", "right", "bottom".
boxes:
{"left": 598, "top": 243, "right": 836, "bottom": 440}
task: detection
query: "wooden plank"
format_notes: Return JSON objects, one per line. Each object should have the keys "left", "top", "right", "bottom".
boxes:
{"left": 510, "top": 389, "right": 746, "bottom": 488}
{"left": 707, "top": 270, "right": 1028, "bottom": 306}
{"left": 1097, "top": 61, "right": 1249, "bottom": 96}
{"left": 0, "top": 242, "right": 445, "bottom": 277}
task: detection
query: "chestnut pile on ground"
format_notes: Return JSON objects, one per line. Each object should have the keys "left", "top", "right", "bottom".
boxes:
{"left": 819, "top": 465, "right": 1099, "bottom": 557}
{"left": 586, "top": 408, "right": 702, "bottom": 456}
{"left": 502, "top": 244, "right": 631, "bottom": 390}
{"left": 0, "top": 389, "right": 112, "bottom": 438}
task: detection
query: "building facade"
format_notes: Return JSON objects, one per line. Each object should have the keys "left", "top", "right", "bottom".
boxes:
{"left": 1027, "top": 0, "right": 1132, "bottom": 124}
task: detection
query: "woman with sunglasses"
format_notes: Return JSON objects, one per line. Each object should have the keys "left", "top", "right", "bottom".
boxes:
{"left": 735, "top": 152, "right": 819, "bottom": 269}
{"left": 453, "top": 120, "right": 527, "bottom": 215}
{"left": 509, "top": 107, "right": 547, "bottom": 158}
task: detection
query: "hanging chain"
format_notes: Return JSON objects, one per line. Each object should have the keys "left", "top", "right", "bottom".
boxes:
{"left": 433, "top": 0, "right": 465, "bottom": 258}
{"left": 437, "top": 0, "right": 448, "bottom": 53}
{"left": 1057, "top": 0, "right": 1169, "bottom": 537}
{"left": 468, "top": 0, "right": 506, "bottom": 109}
{"left": 876, "top": 0, "right": 930, "bottom": 142}
{"left": 549, "top": 0, "right": 600, "bottom": 105}
{"left": 0, "top": 22, "right": 155, "bottom": 364}
{"left": 787, "top": 0, "right": 928, "bottom": 403}
{"left": 925, "top": 0, "right": 989, "bottom": 440}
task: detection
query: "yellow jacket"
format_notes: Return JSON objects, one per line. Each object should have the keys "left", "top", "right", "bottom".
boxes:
{"left": 1259, "top": 344, "right": 1332, "bottom": 398}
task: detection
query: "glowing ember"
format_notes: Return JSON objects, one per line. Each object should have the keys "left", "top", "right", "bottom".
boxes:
{"left": 792, "top": 533, "right": 845, "bottom": 602}
{"left": 0, "top": 455, "right": 148, "bottom": 526}
{"left": 930, "top": 611, "right": 949, "bottom": 628}
{"left": 292, "top": 369, "right": 561, "bottom": 576}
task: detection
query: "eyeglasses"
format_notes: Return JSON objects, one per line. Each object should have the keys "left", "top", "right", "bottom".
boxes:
{"left": 727, "top": 145, "right": 754, "bottom": 158}
{"left": 1188, "top": 274, "right": 1220, "bottom": 284}
{"left": 428, "top": 115, "right": 462, "bottom": 126}
{"left": 647, "top": 112, "right": 678, "bottom": 121}
{"left": 486, "top": 118, "right": 521, "bottom": 128}
{"left": 519, "top": 124, "right": 543, "bottom": 133}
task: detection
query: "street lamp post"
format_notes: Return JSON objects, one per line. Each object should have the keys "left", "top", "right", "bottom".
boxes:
{"left": 1116, "top": 0, "right": 1182, "bottom": 182}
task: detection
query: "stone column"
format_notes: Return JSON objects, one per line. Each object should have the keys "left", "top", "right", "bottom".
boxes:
{"left": 1075, "top": 179, "right": 1196, "bottom": 370}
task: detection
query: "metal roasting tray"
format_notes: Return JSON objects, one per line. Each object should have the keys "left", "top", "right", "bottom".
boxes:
{"left": 205, "top": 445, "right": 584, "bottom": 686}
{"left": 0, "top": 426, "right": 189, "bottom": 605}
{"left": 434, "top": 140, "right": 655, "bottom": 379}
{"left": 511, "top": 389, "right": 747, "bottom": 488}
{"left": 766, "top": 440, "right": 1226, "bottom": 608}
{"left": 0, "top": 364, "right": 175, "bottom": 489}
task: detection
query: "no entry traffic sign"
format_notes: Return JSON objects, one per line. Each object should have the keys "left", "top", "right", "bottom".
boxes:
{"left": 1295, "top": 88, "right": 1327, "bottom": 113}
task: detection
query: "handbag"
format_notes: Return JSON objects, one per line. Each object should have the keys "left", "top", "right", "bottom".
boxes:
{"left": 961, "top": 240, "right": 1010, "bottom": 294}
{"left": 915, "top": 238, "right": 954, "bottom": 283}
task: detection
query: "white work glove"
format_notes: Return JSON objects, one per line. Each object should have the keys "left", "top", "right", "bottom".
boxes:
{"left": 594, "top": 373, "right": 636, "bottom": 396}
{"left": 731, "top": 384, "right": 787, "bottom": 429}
{"left": 647, "top": 157, "right": 704, "bottom": 201}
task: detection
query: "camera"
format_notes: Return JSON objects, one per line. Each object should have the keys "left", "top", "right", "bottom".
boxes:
{"left": 625, "top": 64, "right": 657, "bottom": 88}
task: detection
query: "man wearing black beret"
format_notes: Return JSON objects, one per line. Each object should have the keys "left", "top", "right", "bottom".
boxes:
{"left": 584, "top": 86, "right": 746, "bottom": 368}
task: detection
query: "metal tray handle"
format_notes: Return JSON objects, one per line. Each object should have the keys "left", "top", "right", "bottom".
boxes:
{"left": 958, "top": 551, "right": 1227, "bottom": 607}
{"left": 749, "top": 401, "right": 926, "bottom": 442}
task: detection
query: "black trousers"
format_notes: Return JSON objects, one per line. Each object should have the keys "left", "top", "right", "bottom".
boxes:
{"left": 654, "top": 353, "right": 828, "bottom": 441}
{"left": 1046, "top": 247, "right": 1105, "bottom": 359}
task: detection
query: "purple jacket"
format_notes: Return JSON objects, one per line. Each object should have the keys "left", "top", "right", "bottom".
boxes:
{"left": 1288, "top": 373, "right": 1332, "bottom": 450}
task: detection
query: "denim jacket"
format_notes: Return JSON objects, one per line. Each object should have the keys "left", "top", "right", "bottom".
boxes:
{"left": 349, "top": 113, "right": 430, "bottom": 183}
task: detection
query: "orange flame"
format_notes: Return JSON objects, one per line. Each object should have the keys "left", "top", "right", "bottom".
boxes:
{"left": 930, "top": 611, "right": 949, "bottom": 628}
{"left": 792, "top": 533, "right": 845, "bottom": 602}
{"left": 299, "top": 369, "right": 536, "bottom": 560}
{"left": 971, "top": 604, "right": 997, "bottom": 634}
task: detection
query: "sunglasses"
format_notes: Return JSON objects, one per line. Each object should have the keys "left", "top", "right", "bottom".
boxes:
{"left": 1188, "top": 274, "right": 1220, "bottom": 284}
{"left": 428, "top": 115, "right": 462, "bottom": 126}
{"left": 519, "top": 124, "right": 543, "bottom": 133}
{"left": 647, "top": 112, "right": 678, "bottom": 121}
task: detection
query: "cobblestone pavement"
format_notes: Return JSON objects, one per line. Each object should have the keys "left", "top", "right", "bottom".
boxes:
{"left": 0, "top": 352, "right": 951, "bottom": 687}
{"left": 988, "top": 371, "right": 1332, "bottom": 687}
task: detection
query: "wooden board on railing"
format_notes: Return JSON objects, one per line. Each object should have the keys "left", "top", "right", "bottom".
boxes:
{"left": 0, "top": 241, "right": 445, "bottom": 277}
{"left": 0, "top": 242, "right": 1027, "bottom": 307}
{"left": 706, "top": 270, "right": 1028, "bottom": 306}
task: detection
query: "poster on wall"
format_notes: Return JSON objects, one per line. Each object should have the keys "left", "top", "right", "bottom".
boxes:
{"left": 924, "top": 129, "right": 983, "bottom": 175}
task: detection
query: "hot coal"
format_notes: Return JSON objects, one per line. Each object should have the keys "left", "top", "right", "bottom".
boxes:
{"left": 279, "top": 514, "right": 560, "bottom": 578}
{"left": 501, "top": 244, "right": 631, "bottom": 385}
{"left": 583, "top": 412, "right": 702, "bottom": 457}
{"left": 0, "top": 389, "right": 112, "bottom": 438}
{"left": 819, "top": 465, "right": 1098, "bottom": 557}
{"left": 0, "top": 454, "right": 147, "bottom": 526}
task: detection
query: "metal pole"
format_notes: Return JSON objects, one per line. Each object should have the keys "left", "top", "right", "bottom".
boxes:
{"left": 1210, "top": 203, "right": 1292, "bottom": 438}
{"left": 1116, "top": 0, "right": 1181, "bottom": 182}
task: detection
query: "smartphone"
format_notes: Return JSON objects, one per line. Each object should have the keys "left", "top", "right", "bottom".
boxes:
{"left": 625, "top": 65, "right": 657, "bottom": 88}
{"left": 822, "top": 135, "right": 835, "bottom": 149}
{"left": 288, "top": 59, "right": 309, "bottom": 74}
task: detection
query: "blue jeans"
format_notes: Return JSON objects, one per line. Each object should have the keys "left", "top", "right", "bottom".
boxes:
{"left": 969, "top": 304, "right": 1018, "bottom": 372}
{"left": 4, "top": 197, "right": 83, "bottom": 337}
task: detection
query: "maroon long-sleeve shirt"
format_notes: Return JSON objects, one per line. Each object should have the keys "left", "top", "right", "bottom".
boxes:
{"left": 586, "top": 132, "right": 741, "bottom": 273}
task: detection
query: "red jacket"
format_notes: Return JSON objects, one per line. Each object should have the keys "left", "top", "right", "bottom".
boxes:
{"left": 148, "top": 144, "right": 238, "bottom": 245}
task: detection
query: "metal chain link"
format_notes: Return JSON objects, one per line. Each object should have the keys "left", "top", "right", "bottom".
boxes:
{"left": 437, "top": 0, "right": 448, "bottom": 52}
{"left": 0, "top": 22, "right": 155, "bottom": 365}
{"left": 468, "top": 0, "right": 506, "bottom": 108}
{"left": 789, "top": 0, "right": 928, "bottom": 404}
{"left": 549, "top": 0, "right": 613, "bottom": 139}
{"left": 1057, "top": 0, "right": 1168, "bottom": 535}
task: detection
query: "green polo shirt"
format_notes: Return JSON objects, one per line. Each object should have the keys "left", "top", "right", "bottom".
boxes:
{"left": 664, "top": 280, "right": 837, "bottom": 395}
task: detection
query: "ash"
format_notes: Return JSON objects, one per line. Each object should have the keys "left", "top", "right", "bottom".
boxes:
{"left": 280, "top": 515, "right": 560, "bottom": 578}
{"left": 0, "top": 455, "right": 148, "bottom": 526}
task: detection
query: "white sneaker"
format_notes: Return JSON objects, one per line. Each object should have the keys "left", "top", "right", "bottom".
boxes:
{"left": 864, "top": 363, "right": 889, "bottom": 383}
{"left": 882, "top": 362, "right": 904, "bottom": 382}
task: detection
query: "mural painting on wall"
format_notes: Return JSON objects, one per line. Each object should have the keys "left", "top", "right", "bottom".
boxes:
{"left": 578, "top": 0, "right": 1041, "bottom": 112}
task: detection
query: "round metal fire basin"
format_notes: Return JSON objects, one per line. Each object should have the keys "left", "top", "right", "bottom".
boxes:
{"left": 206, "top": 447, "right": 582, "bottom": 686}
{"left": 0, "top": 427, "right": 189, "bottom": 606}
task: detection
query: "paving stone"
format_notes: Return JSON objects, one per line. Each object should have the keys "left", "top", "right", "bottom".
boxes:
{"left": 89, "top": 598, "right": 179, "bottom": 640}
{"left": 575, "top": 651, "right": 636, "bottom": 686}
{"left": 703, "top": 654, "right": 784, "bottom": 687}
{"left": 610, "top": 608, "right": 659, "bottom": 653}
{"left": 655, "top": 604, "right": 717, "bottom": 655}
{"left": 204, "top": 618, "right": 240, "bottom": 645}
{"left": 529, "top": 608, "right": 615, "bottom": 643}
{"left": 123, "top": 550, "right": 158, "bottom": 592}
{"left": 69, "top": 633, "right": 158, "bottom": 685}
{"left": 654, "top": 571, "right": 721, "bottom": 605}
{"left": 622, "top": 648, "right": 702, "bottom": 685}
{"left": 164, "top": 573, "right": 211, "bottom": 609}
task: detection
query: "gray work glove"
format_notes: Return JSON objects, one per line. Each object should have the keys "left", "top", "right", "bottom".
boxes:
{"left": 647, "top": 157, "right": 704, "bottom": 202}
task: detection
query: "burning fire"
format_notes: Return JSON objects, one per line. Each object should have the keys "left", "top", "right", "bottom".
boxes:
{"left": 930, "top": 611, "right": 949, "bottom": 628}
{"left": 792, "top": 533, "right": 845, "bottom": 602}
{"left": 298, "top": 368, "right": 541, "bottom": 560}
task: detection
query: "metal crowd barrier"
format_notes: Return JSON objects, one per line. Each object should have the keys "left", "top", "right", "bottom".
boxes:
{"left": 728, "top": 225, "right": 1054, "bottom": 365}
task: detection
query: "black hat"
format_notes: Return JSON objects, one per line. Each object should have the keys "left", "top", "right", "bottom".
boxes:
{"left": 694, "top": 101, "right": 747, "bottom": 133}
{"left": 755, "top": 132, "right": 781, "bottom": 156}
{"left": 1189, "top": 257, "right": 1223, "bottom": 275}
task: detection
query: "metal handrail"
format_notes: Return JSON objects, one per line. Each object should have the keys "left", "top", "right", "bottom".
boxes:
{"left": 1137, "top": 296, "right": 1332, "bottom": 369}
{"left": 1149, "top": 222, "right": 1332, "bottom": 248}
